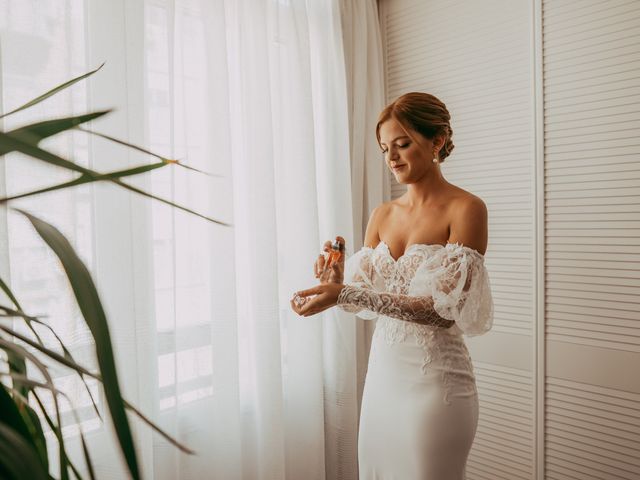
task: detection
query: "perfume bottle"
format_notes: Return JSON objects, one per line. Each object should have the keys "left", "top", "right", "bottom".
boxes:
{"left": 325, "top": 239, "right": 345, "bottom": 270}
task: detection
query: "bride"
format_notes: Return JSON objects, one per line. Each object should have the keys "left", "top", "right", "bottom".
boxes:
{"left": 291, "top": 92, "right": 494, "bottom": 479}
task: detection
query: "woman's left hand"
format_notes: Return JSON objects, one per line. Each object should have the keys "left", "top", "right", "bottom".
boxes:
{"left": 290, "top": 283, "right": 345, "bottom": 317}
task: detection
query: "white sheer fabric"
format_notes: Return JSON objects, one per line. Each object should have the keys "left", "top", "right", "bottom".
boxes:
{"left": 339, "top": 241, "right": 494, "bottom": 336}
{"left": 340, "top": 0, "right": 386, "bottom": 250}
{"left": 0, "top": 0, "right": 384, "bottom": 479}
{"left": 337, "top": 284, "right": 456, "bottom": 327}
{"left": 338, "top": 241, "right": 494, "bottom": 478}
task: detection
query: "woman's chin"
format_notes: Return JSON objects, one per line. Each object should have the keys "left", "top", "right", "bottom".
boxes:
{"left": 393, "top": 171, "right": 408, "bottom": 182}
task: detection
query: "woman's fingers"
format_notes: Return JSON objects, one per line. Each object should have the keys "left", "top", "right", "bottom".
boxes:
{"left": 315, "top": 237, "right": 345, "bottom": 281}
{"left": 291, "top": 293, "right": 308, "bottom": 309}
{"left": 315, "top": 242, "right": 329, "bottom": 277}
{"left": 291, "top": 298, "right": 311, "bottom": 316}
{"left": 315, "top": 254, "right": 325, "bottom": 277}
{"left": 297, "top": 286, "right": 320, "bottom": 297}
{"left": 291, "top": 290, "right": 318, "bottom": 316}
{"left": 315, "top": 240, "right": 332, "bottom": 279}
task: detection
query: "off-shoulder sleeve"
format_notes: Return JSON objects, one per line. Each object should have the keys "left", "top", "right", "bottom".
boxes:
{"left": 337, "top": 247, "right": 455, "bottom": 328}
{"left": 338, "top": 247, "right": 382, "bottom": 320}
{"left": 408, "top": 242, "right": 494, "bottom": 336}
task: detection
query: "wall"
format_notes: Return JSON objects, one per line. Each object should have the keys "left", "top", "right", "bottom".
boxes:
{"left": 378, "top": 0, "right": 640, "bottom": 478}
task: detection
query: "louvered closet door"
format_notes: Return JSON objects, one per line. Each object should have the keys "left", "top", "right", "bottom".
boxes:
{"left": 542, "top": 0, "right": 640, "bottom": 478}
{"left": 378, "top": 1, "right": 536, "bottom": 479}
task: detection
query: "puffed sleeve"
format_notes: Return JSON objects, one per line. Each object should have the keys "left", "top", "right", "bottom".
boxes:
{"left": 337, "top": 247, "right": 455, "bottom": 328}
{"left": 338, "top": 247, "right": 383, "bottom": 320}
{"left": 407, "top": 242, "right": 494, "bottom": 336}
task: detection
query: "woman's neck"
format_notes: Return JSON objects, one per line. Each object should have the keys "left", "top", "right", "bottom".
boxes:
{"left": 403, "top": 171, "right": 450, "bottom": 209}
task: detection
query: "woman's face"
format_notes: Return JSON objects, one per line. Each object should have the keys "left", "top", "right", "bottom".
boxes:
{"left": 378, "top": 117, "right": 438, "bottom": 183}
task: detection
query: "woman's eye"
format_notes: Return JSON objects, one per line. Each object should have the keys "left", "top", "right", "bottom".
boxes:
{"left": 381, "top": 143, "right": 409, "bottom": 154}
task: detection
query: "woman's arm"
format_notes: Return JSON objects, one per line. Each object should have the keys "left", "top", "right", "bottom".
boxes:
{"left": 292, "top": 282, "right": 453, "bottom": 329}
{"left": 296, "top": 198, "right": 492, "bottom": 335}
{"left": 337, "top": 284, "right": 455, "bottom": 328}
{"left": 335, "top": 204, "right": 384, "bottom": 316}
{"left": 447, "top": 197, "right": 488, "bottom": 255}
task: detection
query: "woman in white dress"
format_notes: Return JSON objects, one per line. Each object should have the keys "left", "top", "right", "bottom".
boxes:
{"left": 291, "top": 92, "right": 494, "bottom": 479}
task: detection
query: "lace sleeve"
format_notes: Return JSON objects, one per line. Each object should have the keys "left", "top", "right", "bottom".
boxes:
{"left": 409, "top": 242, "right": 494, "bottom": 336}
{"left": 336, "top": 247, "right": 381, "bottom": 320}
{"left": 336, "top": 285, "right": 455, "bottom": 327}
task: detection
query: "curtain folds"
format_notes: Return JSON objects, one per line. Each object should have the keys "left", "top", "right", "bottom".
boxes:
{"left": 0, "top": 0, "right": 385, "bottom": 478}
{"left": 339, "top": 0, "right": 386, "bottom": 425}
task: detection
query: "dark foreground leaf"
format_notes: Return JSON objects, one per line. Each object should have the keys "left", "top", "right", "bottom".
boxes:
{"left": 16, "top": 209, "right": 140, "bottom": 479}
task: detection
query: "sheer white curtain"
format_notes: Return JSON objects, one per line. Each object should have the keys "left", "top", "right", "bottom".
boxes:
{"left": 0, "top": 0, "right": 384, "bottom": 478}
{"left": 339, "top": 0, "right": 386, "bottom": 393}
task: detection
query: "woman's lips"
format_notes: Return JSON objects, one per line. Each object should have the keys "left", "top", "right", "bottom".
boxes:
{"left": 392, "top": 165, "right": 406, "bottom": 170}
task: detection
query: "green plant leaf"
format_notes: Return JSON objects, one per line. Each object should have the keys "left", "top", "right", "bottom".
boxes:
{"left": 0, "top": 304, "right": 103, "bottom": 422}
{"left": 0, "top": 338, "right": 69, "bottom": 480}
{"left": 0, "top": 160, "right": 169, "bottom": 203}
{"left": 0, "top": 277, "right": 23, "bottom": 311}
{"left": 0, "top": 321, "right": 195, "bottom": 455}
{"left": 0, "top": 279, "right": 31, "bottom": 398}
{"left": 8, "top": 375, "right": 96, "bottom": 480}
{"left": 0, "top": 111, "right": 112, "bottom": 156}
{"left": 0, "top": 63, "right": 105, "bottom": 119}
{"left": 15, "top": 209, "right": 141, "bottom": 479}
{"left": 75, "top": 126, "right": 220, "bottom": 177}
{"left": 0, "top": 131, "right": 85, "bottom": 172}
{"left": 7, "top": 388, "right": 50, "bottom": 475}
{"left": 109, "top": 176, "right": 230, "bottom": 225}
{"left": 0, "top": 132, "right": 231, "bottom": 227}
{"left": 0, "top": 422, "right": 49, "bottom": 480}
{"left": 75, "top": 127, "right": 176, "bottom": 163}
{"left": 6, "top": 356, "right": 29, "bottom": 412}
{"left": 11, "top": 385, "right": 88, "bottom": 480}
{"left": 0, "top": 382, "right": 35, "bottom": 448}
{"left": 31, "top": 393, "right": 83, "bottom": 480}
{"left": 7, "top": 114, "right": 217, "bottom": 178}
{"left": 15, "top": 395, "right": 49, "bottom": 474}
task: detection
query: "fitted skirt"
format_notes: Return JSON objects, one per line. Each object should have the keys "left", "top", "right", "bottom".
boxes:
{"left": 357, "top": 328, "right": 479, "bottom": 480}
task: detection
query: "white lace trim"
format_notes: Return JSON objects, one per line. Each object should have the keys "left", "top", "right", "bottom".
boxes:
{"left": 339, "top": 241, "right": 491, "bottom": 405}
{"left": 340, "top": 241, "right": 494, "bottom": 337}
{"left": 371, "top": 316, "right": 477, "bottom": 405}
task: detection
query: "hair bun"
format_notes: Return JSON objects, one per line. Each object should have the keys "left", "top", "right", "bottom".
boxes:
{"left": 376, "top": 92, "right": 455, "bottom": 162}
{"left": 440, "top": 136, "right": 455, "bottom": 163}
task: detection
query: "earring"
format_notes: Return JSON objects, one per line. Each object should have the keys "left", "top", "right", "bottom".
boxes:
{"left": 432, "top": 152, "right": 439, "bottom": 164}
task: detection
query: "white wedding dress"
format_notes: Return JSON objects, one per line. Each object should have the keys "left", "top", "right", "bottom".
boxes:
{"left": 336, "top": 240, "right": 494, "bottom": 480}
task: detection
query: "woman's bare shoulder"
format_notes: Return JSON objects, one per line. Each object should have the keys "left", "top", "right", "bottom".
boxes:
{"left": 445, "top": 184, "right": 486, "bottom": 211}
{"left": 448, "top": 189, "right": 489, "bottom": 254}
{"left": 382, "top": 196, "right": 408, "bottom": 213}
{"left": 370, "top": 200, "right": 397, "bottom": 218}
{"left": 453, "top": 189, "right": 487, "bottom": 214}
{"left": 363, "top": 201, "right": 394, "bottom": 248}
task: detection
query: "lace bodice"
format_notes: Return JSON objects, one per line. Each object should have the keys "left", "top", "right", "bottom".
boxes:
{"left": 337, "top": 241, "right": 494, "bottom": 405}
{"left": 337, "top": 241, "right": 494, "bottom": 337}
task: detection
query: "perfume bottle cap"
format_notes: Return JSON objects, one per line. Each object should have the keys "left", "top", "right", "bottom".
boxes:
{"left": 332, "top": 239, "right": 344, "bottom": 252}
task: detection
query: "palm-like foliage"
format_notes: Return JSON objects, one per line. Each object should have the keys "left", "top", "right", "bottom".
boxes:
{"left": 0, "top": 64, "right": 228, "bottom": 479}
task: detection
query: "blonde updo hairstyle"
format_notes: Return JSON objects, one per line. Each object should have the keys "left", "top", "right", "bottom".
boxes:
{"left": 375, "top": 92, "right": 455, "bottom": 163}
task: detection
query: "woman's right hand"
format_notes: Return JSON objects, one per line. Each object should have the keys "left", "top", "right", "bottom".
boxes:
{"left": 314, "top": 236, "right": 345, "bottom": 284}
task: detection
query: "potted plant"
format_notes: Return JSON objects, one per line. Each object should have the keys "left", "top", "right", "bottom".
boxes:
{"left": 0, "top": 63, "right": 228, "bottom": 479}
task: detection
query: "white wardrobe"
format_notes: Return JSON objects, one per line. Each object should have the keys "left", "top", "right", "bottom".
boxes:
{"left": 377, "top": 0, "right": 640, "bottom": 478}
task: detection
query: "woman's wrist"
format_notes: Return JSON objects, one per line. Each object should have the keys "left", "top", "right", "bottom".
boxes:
{"left": 336, "top": 284, "right": 354, "bottom": 306}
